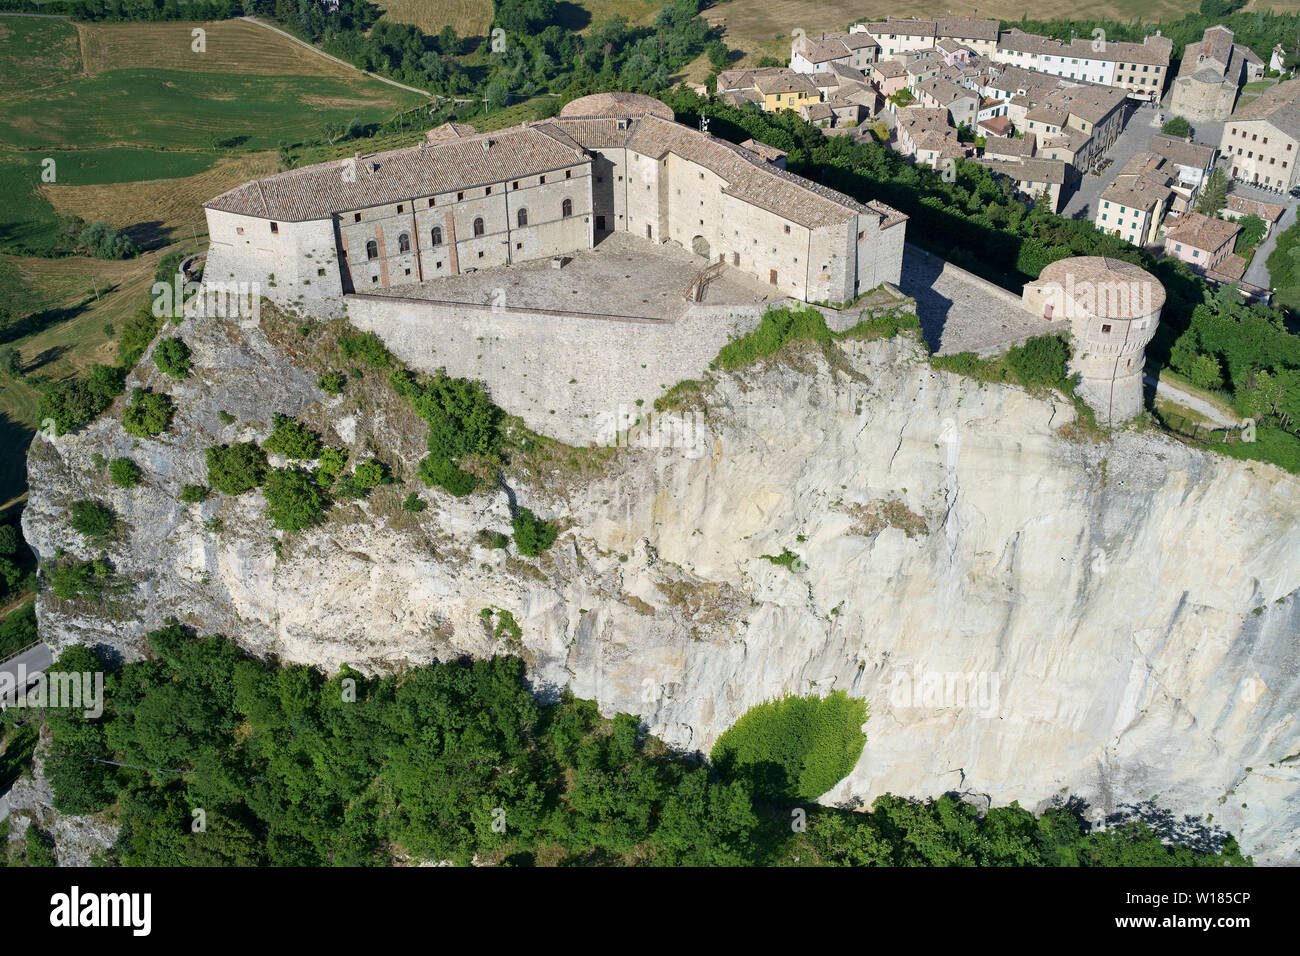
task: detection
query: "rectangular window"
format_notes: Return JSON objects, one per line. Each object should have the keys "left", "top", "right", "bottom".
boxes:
{"left": 512, "top": 181, "right": 519, "bottom": 190}
{"left": 270, "top": 222, "right": 278, "bottom": 233}
{"left": 457, "top": 191, "right": 464, "bottom": 201}
{"left": 429, "top": 198, "right": 436, "bottom": 207}
{"left": 540, "top": 175, "right": 546, "bottom": 184}
{"left": 784, "top": 224, "right": 791, "bottom": 234}
{"left": 566, "top": 170, "right": 572, "bottom": 179}
{"left": 485, "top": 186, "right": 492, "bottom": 195}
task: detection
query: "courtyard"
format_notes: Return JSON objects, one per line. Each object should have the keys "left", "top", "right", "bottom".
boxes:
{"left": 364, "top": 231, "right": 781, "bottom": 321}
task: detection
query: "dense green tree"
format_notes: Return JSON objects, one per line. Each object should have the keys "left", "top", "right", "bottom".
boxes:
{"left": 152, "top": 336, "right": 192, "bottom": 379}
{"left": 262, "top": 466, "right": 328, "bottom": 531}
{"left": 206, "top": 442, "right": 268, "bottom": 495}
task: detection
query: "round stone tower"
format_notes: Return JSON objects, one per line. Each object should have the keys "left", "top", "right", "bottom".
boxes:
{"left": 1022, "top": 256, "right": 1164, "bottom": 424}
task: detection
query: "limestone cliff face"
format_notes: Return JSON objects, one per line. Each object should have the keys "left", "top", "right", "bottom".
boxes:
{"left": 22, "top": 313, "right": 1300, "bottom": 863}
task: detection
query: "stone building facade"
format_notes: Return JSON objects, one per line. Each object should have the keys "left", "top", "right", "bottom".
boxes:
{"left": 204, "top": 94, "right": 906, "bottom": 311}
{"left": 1169, "top": 26, "right": 1264, "bottom": 123}
{"left": 1219, "top": 79, "right": 1300, "bottom": 193}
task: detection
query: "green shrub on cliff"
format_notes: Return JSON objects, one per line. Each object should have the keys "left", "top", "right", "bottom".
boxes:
{"left": 261, "top": 414, "right": 322, "bottom": 460}
{"left": 121, "top": 387, "right": 174, "bottom": 438}
{"left": 262, "top": 466, "right": 328, "bottom": 531}
{"left": 711, "top": 691, "right": 868, "bottom": 802}
{"left": 206, "top": 442, "right": 267, "bottom": 496}
{"left": 109, "top": 457, "right": 141, "bottom": 489}
{"left": 68, "top": 500, "right": 115, "bottom": 539}
{"left": 511, "top": 507, "right": 557, "bottom": 557}
{"left": 152, "top": 337, "right": 192, "bottom": 380}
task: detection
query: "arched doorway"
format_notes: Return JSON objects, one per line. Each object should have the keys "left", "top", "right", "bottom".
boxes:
{"left": 691, "top": 235, "right": 710, "bottom": 258}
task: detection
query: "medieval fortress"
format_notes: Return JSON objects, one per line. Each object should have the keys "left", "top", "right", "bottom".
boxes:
{"left": 202, "top": 92, "right": 1161, "bottom": 435}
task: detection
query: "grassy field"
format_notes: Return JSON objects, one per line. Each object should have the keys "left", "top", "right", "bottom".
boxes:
{"left": 0, "top": 249, "right": 166, "bottom": 506}
{"left": 0, "top": 16, "right": 430, "bottom": 507}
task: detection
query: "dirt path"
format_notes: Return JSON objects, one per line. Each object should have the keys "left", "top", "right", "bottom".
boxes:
{"left": 1145, "top": 374, "right": 1239, "bottom": 427}
{"left": 237, "top": 17, "right": 433, "bottom": 99}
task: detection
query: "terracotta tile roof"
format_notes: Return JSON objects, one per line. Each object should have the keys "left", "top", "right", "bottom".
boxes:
{"left": 1147, "top": 134, "right": 1215, "bottom": 171}
{"left": 997, "top": 28, "right": 1171, "bottom": 67}
{"left": 627, "top": 114, "right": 896, "bottom": 229}
{"left": 1044, "top": 85, "right": 1128, "bottom": 125}
{"left": 977, "top": 155, "right": 1067, "bottom": 185}
{"left": 205, "top": 123, "right": 591, "bottom": 221}
{"left": 936, "top": 17, "right": 998, "bottom": 42}
{"left": 1225, "top": 194, "right": 1285, "bottom": 222}
{"left": 865, "top": 17, "right": 938, "bottom": 37}
{"left": 1032, "top": 256, "right": 1166, "bottom": 318}
{"left": 559, "top": 92, "right": 674, "bottom": 120}
{"left": 1165, "top": 211, "right": 1241, "bottom": 252}
{"left": 754, "top": 71, "right": 818, "bottom": 95}
{"left": 1212, "top": 252, "right": 1248, "bottom": 280}
{"left": 1229, "top": 77, "right": 1300, "bottom": 138}
{"left": 1101, "top": 151, "right": 1174, "bottom": 212}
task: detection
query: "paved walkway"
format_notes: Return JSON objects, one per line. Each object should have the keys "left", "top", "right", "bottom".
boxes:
{"left": 901, "top": 245, "right": 1057, "bottom": 355}
{"left": 1061, "top": 101, "right": 1160, "bottom": 221}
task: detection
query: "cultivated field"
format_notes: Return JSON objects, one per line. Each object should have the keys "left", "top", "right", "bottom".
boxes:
{"left": 40, "top": 151, "right": 280, "bottom": 248}
{"left": 704, "top": 0, "right": 1300, "bottom": 62}
{"left": 76, "top": 20, "right": 380, "bottom": 77}
{"left": 377, "top": 0, "right": 494, "bottom": 37}
{"left": 0, "top": 19, "right": 426, "bottom": 152}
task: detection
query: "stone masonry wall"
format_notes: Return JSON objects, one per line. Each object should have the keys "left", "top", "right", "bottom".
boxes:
{"left": 343, "top": 295, "right": 768, "bottom": 444}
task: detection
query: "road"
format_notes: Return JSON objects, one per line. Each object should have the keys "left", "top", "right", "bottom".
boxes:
{"left": 1228, "top": 180, "right": 1299, "bottom": 289}
{"left": 0, "top": 643, "right": 53, "bottom": 709}
{"left": 1061, "top": 101, "right": 1162, "bottom": 221}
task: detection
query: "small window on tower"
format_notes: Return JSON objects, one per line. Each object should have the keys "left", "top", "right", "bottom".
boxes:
{"left": 270, "top": 222, "right": 279, "bottom": 233}
{"left": 1101, "top": 324, "right": 1112, "bottom": 333}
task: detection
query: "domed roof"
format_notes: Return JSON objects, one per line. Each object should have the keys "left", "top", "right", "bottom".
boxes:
{"left": 559, "top": 92, "right": 675, "bottom": 121}
{"left": 1033, "top": 256, "right": 1165, "bottom": 320}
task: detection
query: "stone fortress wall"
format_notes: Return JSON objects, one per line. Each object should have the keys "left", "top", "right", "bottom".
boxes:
{"left": 344, "top": 295, "right": 767, "bottom": 445}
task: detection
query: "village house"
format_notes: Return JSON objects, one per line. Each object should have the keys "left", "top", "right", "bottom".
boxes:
{"left": 789, "top": 31, "right": 879, "bottom": 74}
{"left": 974, "top": 155, "right": 1069, "bottom": 211}
{"left": 993, "top": 28, "right": 1173, "bottom": 102}
{"left": 916, "top": 76, "right": 979, "bottom": 128}
{"left": 895, "top": 106, "right": 970, "bottom": 169}
{"left": 1219, "top": 78, "right": 1300, "bottom": 192}
{"left": 1096, "top": 151, "right": 1177, "bottom": 246}
{"left": 1162, "top": 211, "right": 1242, "bottom": 275}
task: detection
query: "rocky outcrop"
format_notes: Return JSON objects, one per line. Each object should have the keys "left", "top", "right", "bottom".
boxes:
{"left": 22, "top": 310, "right": 1300, "bottom": 863}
